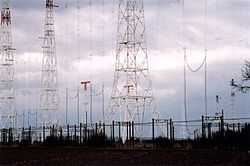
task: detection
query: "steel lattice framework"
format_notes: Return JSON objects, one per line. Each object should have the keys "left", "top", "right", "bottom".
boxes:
{"left": 107, "top": 0, "right": 160, "bottom": 137}
{"left": 39, "top": 0, "right": 59, "bottom": 127}
{"left": 0, "top": 0, "right": 16, "bottom": 129}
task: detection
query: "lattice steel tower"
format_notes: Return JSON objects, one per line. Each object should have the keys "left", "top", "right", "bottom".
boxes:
{"left": 0, "top": 0, "right": 16, "bottom": 129}
{"left": 107, "top": 0, "right": 159, "bottom": 137}
{"left": 39, "top": 0, "right": 59, "bottom": 127}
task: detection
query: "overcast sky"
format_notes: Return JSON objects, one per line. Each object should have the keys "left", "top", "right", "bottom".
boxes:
{"left": 8, "top": 0, "right": 250, "bottom": 133}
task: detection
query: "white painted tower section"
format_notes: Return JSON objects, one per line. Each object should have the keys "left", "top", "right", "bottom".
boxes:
{"left": 39, "top": 0, "right": 59, "bottom": 127}
{"left": 0, "top": 0, "right": 16, "bottom": 129}
{"left": 107, "top": 0, "right": 160, "bottom": 138}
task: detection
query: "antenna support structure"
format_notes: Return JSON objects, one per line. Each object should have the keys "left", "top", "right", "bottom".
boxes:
{"left": 106, "top": 0, "right": 160, "bottom": 138}
{"left": 0, "top": 0, "right": 16, "bottom": 129}
{"left": 230, "top": 79, "right": 237, "bottom": 119}
{"left": 39, "top": 0, "right": 59, "bottom": 128}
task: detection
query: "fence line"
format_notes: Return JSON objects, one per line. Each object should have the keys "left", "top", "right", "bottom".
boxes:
{"left": 0, "top": 116, "right": 250, "bottom": 148}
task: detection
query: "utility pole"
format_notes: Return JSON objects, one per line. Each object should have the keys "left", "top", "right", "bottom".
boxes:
{"left": 81, "top": 80, "right": 91, "bottom": 126}
{"left": 102, "top": 83, "right": 105, "bottom": 122}
{"left": 76, "top": 0, "right": 80, "bottom": 126}
{"left": 90, "top": 84, "right": 93, "bottom": 124}
{"left": 66, "top": 88, "right": 68, "bottom": 125}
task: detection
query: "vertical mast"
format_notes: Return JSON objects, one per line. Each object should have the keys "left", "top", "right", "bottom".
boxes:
{"left": 107, "top": 0, "right": 158, "bottom": 138}
{"left": 40, "top": 0, "right": 59, "bottom": 127}
{"left": 0, "top": 0, "right": 16, "bottom": 129}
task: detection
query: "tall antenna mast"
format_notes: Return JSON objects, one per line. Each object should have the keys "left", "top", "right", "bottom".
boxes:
{"left": 107, "top": 0, "right": 159, "bottom": 137}
{"left": 76, "top": 0, "right": 80, "bottom": 126}
{"left": 0, "top": 0, "right": 16, "bottom": 128}
{"left": 39, "top": 0, "right": 59, "bottom": 127}
{"left": 182, "top": 0, "right": 208, "bottom": 137}
{"left": 204, "top": 0, "right": 208, "bottom": 117}
{"left": 182, "top": 0, "right": 188, "bottom": 138}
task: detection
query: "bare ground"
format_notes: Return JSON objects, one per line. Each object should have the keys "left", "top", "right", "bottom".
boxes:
{"left": 0, "top": 147, "right": 250, "bottom": 166}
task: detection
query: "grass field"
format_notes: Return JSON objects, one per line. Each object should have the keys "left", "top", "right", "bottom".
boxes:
{"left": 1, "top": 147, "right": 250, "bottom": 165}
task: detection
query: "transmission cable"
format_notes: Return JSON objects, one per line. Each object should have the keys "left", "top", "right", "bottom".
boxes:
{"left": 182, "top": 0, "right": 208, "bottom": 136}
{"left": 185, "top": 54, "right": 206, "bottom": 73}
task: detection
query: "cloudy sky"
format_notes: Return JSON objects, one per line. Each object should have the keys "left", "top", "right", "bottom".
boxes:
{"left": 9, "top": 0, "right": 250, "bottom": 132}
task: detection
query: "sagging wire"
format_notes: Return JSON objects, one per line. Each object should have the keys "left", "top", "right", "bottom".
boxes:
{"left": 185, "top": 54, "right": 206, "bottom": 73}
{"left": 182, "top": 0, "right": 208, "bottom": 136}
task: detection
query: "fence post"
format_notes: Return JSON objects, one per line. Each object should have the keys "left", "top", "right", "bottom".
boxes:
{"left": 43, "top": 126, "right": 45, "bottom": 141}
{"left": 87, "top": 129, "right": 89, "bottom": 142}
{"left": 52, "top": 125, "right": 55, "bottom": 137}
{"left": 202, "top": 115, "right": 205, "bottom": 139}
{"left": 22, "top": 127, "right": 25, "bottom": 140}
{"left": 28, "top": 126, "right": 31, "bottom": 143}
{"left": 118, "top": 122, "right": 121, "bottom": 142}
{"left": 109, "top": 124, "right": 112, "bottom": 142}
{"left": 103, "top": 123, "right": 105, "bottom": 142}
{"left": 67, "top": 124, "right": 70, "bottom": 141}
{"left": 95, "top": 123, "right": 98, "bottom": 138}
{"left": 129, "top": 121, "right": 131, "bottom": 147}
{"left": 8, "top": 127, "right": 12, "bottom": 144}
{"left": 60, "top": 127, "right": 63, "bottom": 141}
{"left": 112, "top": 121, "right": 115, "bottom": 146}
{"left": 167, "top": 120, "right": 169, "bottom": 140}
{"left": 238, "top": 123, "right": 241, "bottom": 133}
{"left": 2, "top": 129, "right": 7, "bottom": 144}
{"left": 80, "top": 123, "right": 82, "bottom": 145}
{"left": 152, "top": 118, "right": 155, "bottom": 148}
{"left": 170, "top": 118, "right": 173, "bottom": 141}
{"left": 220, "top": 114, "right": 224, "bottom": 138}
{"left": 74, "top": 124, "right": 77, "bottom": 144}
{"left": 233, "top": 123, "right": 235, "bottom": 133}
{"left": 208, "top": 123, "right": 211, "bottom": 140}
{"left": 85, "top": 125, "right": 87, "bottom": 142}
{"left": 226, "top": 123, "right": 229, "bottom": 132}
{"left": 172, "top": 124, "right": 175, "bottom": 141}
{"left": 126, "top": 122, "right": 129, "bottom": 147}
{"left": 132, "top": 121, "right": 134, "bottom": 148}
